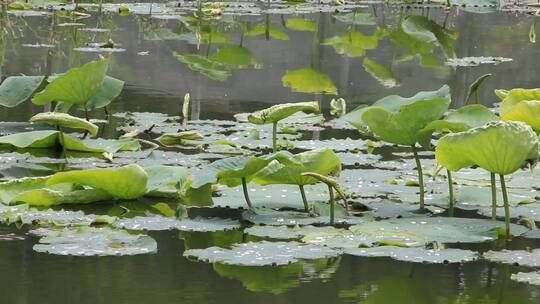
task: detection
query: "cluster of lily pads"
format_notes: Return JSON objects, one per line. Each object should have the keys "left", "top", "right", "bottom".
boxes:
{"left": 2, "top": 9, "right": 540, "bottom": 289}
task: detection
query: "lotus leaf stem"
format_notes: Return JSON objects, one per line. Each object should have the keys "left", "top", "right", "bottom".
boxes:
{"left": 447, "top": 169, "right": 454, "bottom": 216}
{"left": 411, "top": 145, "right": 424, "bottom": 210}
{"left": 56, "top": 126, "right": 68, "bottom": 163}
{"left": 299, "top": 184, "right": 309, "bottom": 212}
{"left": 328, "top": 184, "right": 335, "bottom": 225}
{"left": 490, "top": 173, "right": 497, "bottom": 220}
{"left": 499, "top": 174, "right": 510, "bottom": 237}
{"left": 241, "top": 177, "right": 253, "bottom": 209}
{"left": 272, "top": 121, "right": 278, "bottom": 152}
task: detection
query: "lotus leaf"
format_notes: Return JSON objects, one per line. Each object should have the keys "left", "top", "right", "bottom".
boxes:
{"left": 0, "top": 76, "right": 45, "bottom": 107}
{"left": 209, "top": 46, "right": 262, "bottom": 68}
{"left": 46, "top": 164, "right": 148, "bottom": 200}
{"left": 10, "top": 188, "right": 113, "bottom": 207}
{"left": 333, "top": 11, "right": 375, "bottom": 25}
{"left": 285, "top": 17, "right": 316, "bottom": 32}
{"left": 281, "top": 68, "right": 337, "bottom": 94}
{"left": 418, "top": 104, "right": 498, "bottom": 147}
{"left": 496, "top": 88, "right": 540, "bottom": 133}
{"left": 484, "top": 249, "right": 540, "bottom": 267}
{"left": 362, "top": 57, "right": 399, "bottom": 88}
{"left": 322, "top": 30, "right": 385, "bottom": 57}
{"left": 345, "top": 246, "right": 479, "bottom": 264}
{"left": 253, "top": 148, "right": 341, "bottom": 186}
{"left": 244, "top": 225, "right": 342, "bottom": 240}
{"left": 32, "top": 58, "right": 109, "bottom": 105}
{"left": 435, "top": 121, "right": 538, "bottom": 175}
{"left": 172, "top": 52, "right": 231, "bottom": 81}
{"left": 33, "top": 226, "right": 157, "bottom": 256}
{"left": 157, "top": 131, "right": 204, "bottom": 147}
{"left": 401, "top": 16, "right": 457, "bottom": 58}
{"left": 112, "top": 215, "right": 241, "bottom": 232}
{"left": 512, "top": 272, "right": 540, "bottom": 286}
{"left": 30, "top": 112, "right": 99, "bottom": 136}
{"left": 248, "top": 101, "right": 319, "bottom": 125}
{"left": 246, "top": 23, "right": 289, "bottom": 40}
{"left": 184, "top": 241, "right": 340, "bottom": 266}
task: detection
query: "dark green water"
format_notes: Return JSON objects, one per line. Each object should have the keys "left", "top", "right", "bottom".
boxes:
{"left": 1, "top": 3, "right": 540, "bottom": 303}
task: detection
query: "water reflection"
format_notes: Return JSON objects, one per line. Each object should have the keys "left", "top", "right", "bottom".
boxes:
{"left": 1, "top": 6, "right": 538, "bottom": 120}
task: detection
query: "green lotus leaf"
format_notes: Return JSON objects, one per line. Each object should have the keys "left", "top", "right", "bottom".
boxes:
{"left": 157, "top": 131, "right": 204, "bottom": 147}
{"left": 322, "top": 30, "right": 385, "bottom": 57}
{"left": 209, "top": 46, "right": 262, "bottom": 69}
{"left": 32, "top": 58, "right": 109, "bottom": 105}
{"left": 401, "top": 15, "right": 457, "bottom": 58}
{"left": 10, "top": 188, "right": 113, "bottom": 207}
{"left": 389, "top": 28, "right": 439, "bottom": 67}
{"left": 33, "top": 226, "right": 157, "bottom": 256}
{"left": 282, "top": 67, "right": 337, "bottom": 94}
{"left": 333, "top": 11, "right": 376, "bottom": 25}
{"left": 246, "top": 23, "right": 289, "bottom": 40}
{"left": 247, "top": 101, "right": 319, "bottom": 124}
{"left": 351, "top": 85, "right": 451, "bottom": 145}
{"left": 253, "top": 148, "right": 341, "bottom": 186}
{"left": 192, "top": 151, "right": 297, "bottom": 188}
{"left": 285, "top": 17, "right": 316, "bottom": 32}
{"left": 46, "top": 164, "right": 148, "bottom": 200}
{"left": 0, "top": 176, "right": 50, "bottom": 204}
{"left": 0, "top": 76, "right": 45, "bottom": 107}
{"left": 172, "top": 52, "right": 231, "bottom": 81}
{"left": 496, "top": 88, "right": 540, "bottom": 133}
{"left": 417, "top": 104, "right": 498, "bottom": 147}
{"left": 435, "top": 121, "right": 538, "bottom": 175}
{"left": 81, "top": 76, "right": 124, "bottom": 110}
{"left": 362, "top": 57, "right": 399, "bottom": 88}
{"left": 346, "top": 246, "right": 479, "bottom": 264}
{"left": 29, "top": 112, "right": 99, "bottom": 136}
{"left": 0, "top": 130, "right": 139, "bottom": 153}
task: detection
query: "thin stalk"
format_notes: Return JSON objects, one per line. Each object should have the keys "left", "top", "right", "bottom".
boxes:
{"left": 272, "top": 121, "right": 278, "bottom": 153}
{"left": 57, "top": 127, "right": 68, "bottom": 163}
{"left": 490, "top": 173, "right": 497, "bottom": 220}
{"left": 411, "top": 145, "right": 425, "bottom": 210}
{"left": 328, "top": 184, "right": 335, "bottom": 225}
{"left": 299, "top": 185, "right": 309, "bottom": 212}
{"left": 447, "top": 169, "right": 454, "bottom": 217}
{"left": 241, "top": 177, "right": 253, "bottom": 209}
{"left": 499, "top": 174, "right": 510, "bottom": 237}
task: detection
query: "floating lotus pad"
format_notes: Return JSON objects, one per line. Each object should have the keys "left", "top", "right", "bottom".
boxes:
{"left": 112, "top": 215, "right": 241, "bottom": 232}
{"left": 32, "top": 227, "right": 157, "bottom": 256}
{"left": 484, "top": 249, "right": 540, "bottom": 267}
{"left": 184, "top": 241, "right": 340, "bottom": 266}
{"left": 0, "top": 204, "right": 115, "bottom": 226}
{"left": 244, "top": 225, "right": 342, "bottom": 240}
{"left": 345, "top": 246, "right": 479, "bottom": 264}
{"left": 242, "top": 207, "right": 369, "bottom": 226}
{"left": 477, "top": 203, "right": 540, "bottom": 222}
{"left": 511, "top": 271, "right": 540, "bottom": 286}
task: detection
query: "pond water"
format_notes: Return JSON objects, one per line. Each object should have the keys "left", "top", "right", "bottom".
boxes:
{"left": 2, "top": 1, "right": 540, "bottom": 303}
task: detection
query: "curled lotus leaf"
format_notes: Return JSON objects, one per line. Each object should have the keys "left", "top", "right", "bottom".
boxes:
{"left": 30, "top": 112, "right": 99, "bottom": 136}
{"left": 33, "top": 226, "right": 157, "bottom": 256}
{"left": 435, "top": 121, "right": 538, "bottom": 175}
{"left": 247, "top": 101, "right": 319, "bottom": 125}
{"left": 9, "top": 187, "right": 113, "bottom": 207}
{"left": 32, "top": 58, "right": 109, "bottom": 105}
{"left": 496, "top": 88, "right": 540, "bottom": 133}
{"left": 46, "top": 164, "right": 148, "bottom": 200}
{"left": 345, "top": 85, "right": 451, "bottom": 145}
{"left": 184, "top": 241, "right": 340, "bottom": 266}
{"left": 253, "top": 148, "right": 341, "bottom": 186}
{"left": 157, "top": 131, "right": 204, "bottom": 147}
{"left": 345, "top": 246, "right": 479, "bottom": 264}
{"left": 418, "top": 104, "right": 498, "bottom": 147}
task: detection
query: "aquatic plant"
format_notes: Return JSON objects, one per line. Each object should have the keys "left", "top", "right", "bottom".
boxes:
{"left": 248, "top": 101, "right": 319, "bottom": 152}
{"left": 435, "top": 121, "right": 538, "bottom": 235}
{"left": 418, "top": 104, "right": 498, "bottom": 212}
{"left": 253, "top": 148, "right": 342, "bottom": 211}
{"left": 301, "top": 172, "right": 347, "bottom": 225}
{"left": 344, "top": 85, "right": 451, "bottom": 209}
{"left": 495, "top": 88, "right": 540, "bottom": 133}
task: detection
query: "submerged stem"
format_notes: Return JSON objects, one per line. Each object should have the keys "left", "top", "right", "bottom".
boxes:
{"left": 447, "top": 169, "right": 454, "bottom": 217}
{"left": 299, "top": 185, "right": 309, "bottom": 212}
{"left": 411, "top": 145, "right": 425, "bottom": 210}
{"left": 328, "top": 184, "right": 335, "bottom": 225}
{"left": 490, "top": 172, "right": 497, "bottom": 220}
{"left": 241, "top": 177, "right": 253, "bottom": 209}
{"left": 499, "top": 174, "right": 510, "bottom": 237}
{"left": 272, "top": 121, "right": 278, "bottom": 153}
